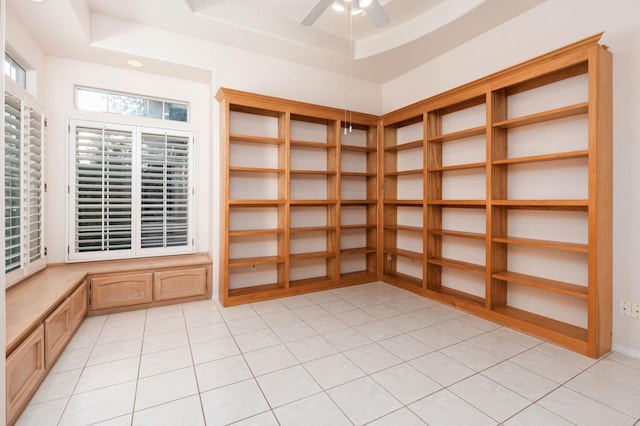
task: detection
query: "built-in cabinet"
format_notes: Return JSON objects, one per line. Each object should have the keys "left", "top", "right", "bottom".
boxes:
{"left": 6, "top": 281, "right": 87, "bottom": 425}
{"left": 217, "top": 89, "right": 379, "bottom": 306}
{"left": 218, "top": 34, "right": 611, "bottom": 358}
{"left": 6, "top": 326, "right": 46, "bottom": 425}
{"left": 88, "top": 265, "right": 210, "bottom": 314}
{"left": 382, "top": 34, "right": 612, "bottom": 358}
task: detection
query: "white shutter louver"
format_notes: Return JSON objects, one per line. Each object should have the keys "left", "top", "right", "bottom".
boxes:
{"left": 5, "top": 92, "right": 23, "bottom": 273}
{"left": 141, "top": 132, "right": 190, "bottom": 249}
{"left": 75, "top": 125, "right": 133, "bottom": 252}
{"left": 28, "top": 107, "right": 44, "bottom": 263}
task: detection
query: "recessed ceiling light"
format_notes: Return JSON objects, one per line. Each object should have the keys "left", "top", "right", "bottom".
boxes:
{"left": 127, "top": 59, "right": 144, "bottom": 68}
{"left": 332, "top": 1, "right": 345, "bottom": 12}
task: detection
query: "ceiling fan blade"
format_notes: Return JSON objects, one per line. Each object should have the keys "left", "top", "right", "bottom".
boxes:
{"left": 366, "top": 0, "right": 389, "bottom": 27}
{"left": 301, "top": 0, "right": 333, "bottom": 26}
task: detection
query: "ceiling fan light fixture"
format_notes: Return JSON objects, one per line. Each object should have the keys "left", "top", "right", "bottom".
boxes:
{"left": 331, "top": 1, "right": 345, "bottom": 12}
{"left": 359, "top": 0, "right": 372, "bottom": 8}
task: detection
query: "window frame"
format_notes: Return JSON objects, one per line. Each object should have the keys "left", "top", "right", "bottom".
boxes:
{"left": 67, "top": 118, "right": 195, "bottom": 263}
{"left": 4, "top": 78, "right": 47, "bottom": 287}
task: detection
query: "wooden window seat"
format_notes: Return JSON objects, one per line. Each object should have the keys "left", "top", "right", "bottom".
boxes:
{"left": 5, "top": 253, "right": 212, "bottom": 425}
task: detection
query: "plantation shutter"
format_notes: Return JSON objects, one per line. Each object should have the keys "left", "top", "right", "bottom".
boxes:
{"left": 4, "top": 92, "right": 23, "bottom": 273}
{"left": 28, "top": 107, "right": 44, "bottom": 263}
{"left": 140, "top": 131, "right": 190, "bottom": 249}
{"left": 74, "top": 125, "right": 133, "bottom": 253}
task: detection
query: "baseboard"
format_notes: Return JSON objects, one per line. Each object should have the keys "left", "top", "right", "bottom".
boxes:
{"left": 611, "top": 343, "right": 640, "bottom": 359}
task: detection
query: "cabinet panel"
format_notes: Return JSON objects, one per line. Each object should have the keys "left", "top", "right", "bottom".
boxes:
{"left": 6, "top": 325, "right": 46, "bottom": 425}
{"left": 70, "top": 281, "right": 88, "bottom": 330}
{"left": 153, "top": 267, "right": 207, "bottom": 301}
{"left": 91, "top": 273, "right": 153, "bottom": 310}
{"left": 44, "top": 298, "right": 73, "bottom": 367}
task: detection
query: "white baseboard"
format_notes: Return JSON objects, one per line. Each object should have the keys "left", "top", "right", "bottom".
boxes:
{"left": 611, "top": 343, "right": 640, "bottom": 359}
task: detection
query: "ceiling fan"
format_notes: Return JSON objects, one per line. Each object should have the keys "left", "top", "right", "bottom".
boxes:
{"left": 301, "top": 0, "right": 390, "bottom": 28}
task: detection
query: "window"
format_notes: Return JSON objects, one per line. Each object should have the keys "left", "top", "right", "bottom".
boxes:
{"left": 4, "top": 85, "right": 46, "bottom": 285}
{"left": 76, "top": 87, "right": 189, "bottom": 122}
{"left": 69, "top": 119, "right": 194, "bottom": 261}
{"left": 4, "top": 53, "right": 27, "bottom": 89}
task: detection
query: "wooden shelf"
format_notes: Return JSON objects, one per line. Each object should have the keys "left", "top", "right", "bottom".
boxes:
{"left": 428, "top": 162, "right": 486, "bottom": 172}
{"left": 384, "top": 140, "right": 423, "bottom": 152}
{"left": 493, "top": 270, "right": 588, "bottom": 299}
{"left": 340, "top": 199, "right": 377, "bottom": 205}
{"left": 289, "top": 276, "right": 333, "bottom": 288}
{"left": 290, "top": 170, "right": 337, "bottom": 175}
{"left": 427, "top": 200, "right": 486, "bottom": 207}
{"left": 229, "top": 283, "right": 283, "bottom": 297}
{"left": 492, "top": 200, "right": 588, "bottom": 210}
{"left": 384, "top": 200, "right": 424, "bottom": 206}
{"left": 385, "top": 224, "right": 423, "bottom": 233}
{"left": 341, "top": 145, "right": 376, "bottom": 152}
{"left": 341, "top": 247, "right": 376, "bottom": 256}
{"left": 340, "top": 271, "right": 378, "bottom": 282}
{"left": 229, "top": 133, "right": 284, "bottom": 145}
{"left": 385, "top": 248, "right": 423, "bottom": 260}
{"left": 430, "top": 229, "right": 486, "bottom": 240}
{"left": 383, "top": 271, "right": 423, "bottom": 288}
{"left": 228, "top": 256, "right": 284, "bottom": 268}
{"left": 385, "top": 169, "right": 423, "bottom": 176}
{"left": 341, "top": 224, "right": 377, "bottom": 230}
{"left": 431, "top": 286, "right": 485, "bottom": 306}
{"left": 427, "top": 125, "right": 486, "bottom": 143}
{"left": 229, "top": 228, "right": 285, "bottom": 237}
{"left": 289, "top": 251, "right": 336, "bottom": 261}
{"left": 290, "top": 140, "right": 336, "bottom": 149}
{"left": 340, "top": 171, "right": 377, "bottom": 177}
{"left": 493, "top": 150, "right": 589, "bottom": 166}
{"left": 290, "top": 226, "right": 336, "bottom": 234}
{"left": 493, "top": 102, "right": 588, "bottom": 129}
{"left": 427, "top": 257, "right": 485, "bottom": 275}
{"left": 493, "top": 236, "right": 588, "bottom": 253}
{"left": 492, "top": 305, "right": 588, "bottom": 343}
{"left": 228, "top": 200, "right": 285, "bottom": 206}
{"left": 229, "top": 166, "right": 284, "bottom": 173}
{"left": 290, "top": 200, "right": 338, "bottom": 205}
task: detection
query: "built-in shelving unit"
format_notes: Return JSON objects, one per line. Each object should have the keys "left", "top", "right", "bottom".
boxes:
{"left": 217, "top": 34, "right": 611, "bottom": 358}
{"left": 381, "top": 33, "right": 612, "bottom": 357}
{"left": 217, "top": 89, "right": 379, "bottom": 305}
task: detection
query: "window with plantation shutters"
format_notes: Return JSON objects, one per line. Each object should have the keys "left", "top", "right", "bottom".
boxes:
{"left": 28, "top": 107, "right": 44, "bottom": 263}
{"left": 140, "top": 131, "right": 190, "bottom": 250}
{"left": 4, "top": 82, "right": 47, "bottom": 286}
{"left": 5, "top": 92, "right": 23, "bottom": 273}
{"left": 69, "top": 119, "right": 194, "bottom": 262}
{"left": 74, "top": 124, "right": 133, "bottom": 254}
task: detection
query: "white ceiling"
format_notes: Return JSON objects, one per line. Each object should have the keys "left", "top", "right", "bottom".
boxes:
{"left": 7, "top": 0, "right": 546, "bottom": 83}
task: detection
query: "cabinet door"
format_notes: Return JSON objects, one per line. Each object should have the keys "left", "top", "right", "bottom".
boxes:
{"left": 153, "top": 267, "right": 207, "bottom": 301}
{"left": 44, "top": 298, "right": 72, "bottom": 368}
{"left": 70, "top": 281, "right": 88, "bottom": 330}
{"left": 91, "top": 273, "right": 153, "bottom": 310}
{"left": 6, "top": 325, "right": 46, "bottom": 425}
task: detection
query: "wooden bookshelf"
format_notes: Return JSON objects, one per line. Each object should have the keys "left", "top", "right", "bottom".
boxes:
{"left": 381, "top": 34, "right": 611, "bottom": 358}
{"left": 217, "top": 88, "right": 379, "bottom": 306}
{"left": 217, "top": 34, "right": 612, "bottom": 358}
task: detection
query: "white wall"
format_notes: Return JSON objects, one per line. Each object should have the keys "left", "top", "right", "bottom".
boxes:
{"left": 5, "top": 8, "right": 45, "bottom": 103}
{"left": 383, "top": 0, "right": 640, "bottom": 355}
{"left": 43, "top": 57, "right": 213, "bottom": 264}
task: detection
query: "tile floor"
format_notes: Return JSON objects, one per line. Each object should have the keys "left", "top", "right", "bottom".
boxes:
{"left": 16, "top": 282, "right": 640, "bottom": 426}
